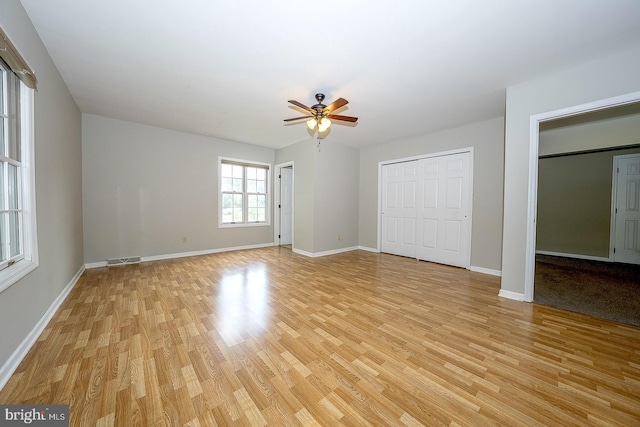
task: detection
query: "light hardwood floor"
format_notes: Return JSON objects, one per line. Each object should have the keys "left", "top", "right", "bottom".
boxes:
{"left": 1, "top": 248, "right": 639, "bottom": 426}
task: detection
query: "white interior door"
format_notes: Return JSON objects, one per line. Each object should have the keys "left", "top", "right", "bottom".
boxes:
{"left": 381, "top": 161, "right": 418, "bottom": 258}
{"left": 279, "top": 167, "right": 293, "bottom": 245}
{"left": 613, "top": 154, "right": 640, "bottom": 264}
{"left": 416, "top": 152, "right": 471, "bottom": 268}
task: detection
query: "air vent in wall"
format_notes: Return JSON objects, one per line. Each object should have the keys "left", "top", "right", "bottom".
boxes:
{"left": 106, "top": 256, "right": 141, "bottom": 266}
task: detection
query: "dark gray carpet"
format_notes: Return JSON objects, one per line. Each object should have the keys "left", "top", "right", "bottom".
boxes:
{"left": 534, "top": 255, "right": 640, "bottom": 327}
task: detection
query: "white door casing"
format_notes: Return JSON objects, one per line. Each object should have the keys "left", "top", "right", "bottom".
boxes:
{"left": 524, "top": 92, "right": 640, "bottom": 303}
{"left": 612, "top": 153, "right": 640, "bottom": 265}
{"left": 280, "top": 167, "right": 293, "bottom": 245}
{"left": 381, "top": 161, "right": 418, "bottom": 258}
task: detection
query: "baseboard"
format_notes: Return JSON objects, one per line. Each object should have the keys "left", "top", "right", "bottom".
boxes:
{"left": 498, "top": 289, "right": 525, "bottom": 301}
{"left": 357, "top": 246, "right": 379, "bottom": 253}
{"left": 535, "top": 250, "right": 611, "bottom": 263}
{"left": 85, "top": 242, "right": 276, "bottom": 269}
{"left": 293, "top": 246, "right": 359, "bottom": 258}
{"left": 0, "top": 265, "right": 85, "bottom": 391}
{"left": 469, "top": 266, "right": 502, "bottom": 277}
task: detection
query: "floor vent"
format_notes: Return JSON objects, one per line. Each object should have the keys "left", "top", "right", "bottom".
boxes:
{"left": 106, "top": 256, "right": 141, "bottom": 266}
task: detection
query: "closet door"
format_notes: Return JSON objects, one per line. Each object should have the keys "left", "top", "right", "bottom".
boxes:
{"left": 381, "top": 161, "right": 418, "bottom": 258}
{"left": 416, "top": 152, "right": 471, "bottom": 268}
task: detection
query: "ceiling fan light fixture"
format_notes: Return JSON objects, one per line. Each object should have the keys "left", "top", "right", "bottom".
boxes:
{"left": 318, "top": 117, "right": 331, "bottom": 132}
{"left": 285, "top": 94, "right": 357, "bottom": 138}
{"left": 306, "top": 118, "right": 317, "bottom": 130}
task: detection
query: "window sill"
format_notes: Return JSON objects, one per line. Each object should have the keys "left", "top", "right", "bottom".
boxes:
{"left": 219, "top": 222, "right": 271, "bottom": 229}
{"left": 0, "top": 259, "right": 38, "bottom": 294}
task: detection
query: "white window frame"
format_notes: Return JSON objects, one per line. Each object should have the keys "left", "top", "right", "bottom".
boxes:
{"left": 0, "top": 60, "right": 38, "bottom": 294}
{"left": 218, "top": 157, "right": 271, "bottom": 228}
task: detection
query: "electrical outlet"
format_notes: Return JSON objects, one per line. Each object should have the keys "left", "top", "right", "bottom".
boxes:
{"left": 182, "top": 236, "right": 187, "bottom": 243}
{"left": 338, "top": 235, "right": 343, "bottom": 241}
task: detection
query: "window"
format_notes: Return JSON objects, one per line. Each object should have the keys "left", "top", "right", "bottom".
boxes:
{"left": 219, "top": 158, "right": 270, "bottom": 226}
{"left": 0, "top": 58, "right": 37, "bottom": 293}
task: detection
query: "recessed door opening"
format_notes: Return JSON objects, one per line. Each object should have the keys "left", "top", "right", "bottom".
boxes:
{"left": 526, "top": 92, "right": 640, "bottom": 326}
{"left": 275, "top": 163, "right": 294, "bottom": 249}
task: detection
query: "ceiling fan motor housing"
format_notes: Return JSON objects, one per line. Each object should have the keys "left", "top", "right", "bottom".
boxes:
{"left": 311, "top": 93, "right": 327, "bottom": 116}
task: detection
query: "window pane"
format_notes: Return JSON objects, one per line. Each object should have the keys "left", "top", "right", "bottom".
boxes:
{"left": 0, "top": 213, "right": 5, "bottom": 262}
{"left": 0, "top": 119, "right": 5, "bottom": 157}
{"left": 233, "top": 193, "right": 243, "bottom": 222}
{"left": 0, "top": 68, "right": 4, "bottom": 115}
{"left": 222, "top": 193, "right": 243, "bottom": 223}
{"left": 221, "top": 163, "right": 232, "bottom": 177}
{"left": 221, "top": 177, "right": 233, "bottom": 192}
{"left": 247, "top": 179, "right": 256, "bottom": 193}
{"left": 256, "top": 168, "right": 266, "bottom": 180}
{"left": 256, "top": 181, "right": 265, "bottom": 193}
{"left": 232, "top": 165, "right": 243, "bottom": 178}
{"left": 232, "top": 177, "right": 243, "bottom": 192}
{"left": 247, "top": 194, "right": 266, "bottom": 222}
{"left": 222, "top": 194, "right": 233, "bottom": 223}
{"left": 8, "top": 164, "right": 18, "bottom": 210}
{"left": 0, "top": 162, "right": 4, "bottom": 210}
{"left": 8, "top": 75, "right": 20, "bottom": 161}
{"left": 247, "top": 167, "right": 256, "bottom": 180}
{"left": 9, "top": 211, "right": 20, "bottom": 257}
{"left": 0, "top": 67, "right": 5, "bottom": 157}
{"left": 233, "top": 193, "right": 243, "bottom": 208}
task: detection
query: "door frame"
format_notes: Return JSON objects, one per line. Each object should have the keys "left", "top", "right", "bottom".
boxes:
{"left": 274, "top": 161, "right": 294, "bottom": 248}
{"left": 524, "top": 91, "right": 640, "bottom": 302}
{"left": 377, "top": 147, "right": 474, "bottom": 269}
{"left": 609, "top": 152, "right": 640, "bottom": 263}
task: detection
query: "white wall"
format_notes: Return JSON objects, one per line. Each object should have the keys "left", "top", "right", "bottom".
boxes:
{"left": 275, "top": 139, "right": 315, "bottom": 253}
{"left": 0, "top": 1, "right": 83, "bottom": 376}
{"left": 539, "top": 105, "right": 640, "bottom": 156}
{"left": 82, "top": 114, "right": 275, "bottom": 263}
{"left": 358, "top": 117, "right": 505, "bottom": 272}
{"left": 275, "top": 138, "right": 360, "bottom": 254}
{"left": 313, "top": 141, "right": 360, "bottom": 253}
{"left": 502, "top": 47, "right": 640, "bottom": 297}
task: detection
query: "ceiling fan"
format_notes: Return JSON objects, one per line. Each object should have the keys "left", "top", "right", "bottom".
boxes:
{"left": 284, "top": 93, "right": 358, "bottom": 133}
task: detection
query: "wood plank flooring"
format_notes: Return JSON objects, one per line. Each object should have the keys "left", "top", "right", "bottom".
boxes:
{"left": 1, "top": 247, "right": 639, "bottom": 426}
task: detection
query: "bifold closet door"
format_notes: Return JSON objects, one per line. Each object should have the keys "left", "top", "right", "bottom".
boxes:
{"left": 381, "top": 160, "right": 418, "bottom": 258}
{"left": 381, "top": 152, "right": 471, "bottom": 269}
{"left": 416, "top": 152, "right": 470, "bottom": 268}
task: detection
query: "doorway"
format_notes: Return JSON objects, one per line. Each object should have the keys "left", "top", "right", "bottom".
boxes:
{"left": 275, "top": 162, "right": 294, "bottom": 248}
{"left": 525, "top": 91, "right": 640, "bottom": 302}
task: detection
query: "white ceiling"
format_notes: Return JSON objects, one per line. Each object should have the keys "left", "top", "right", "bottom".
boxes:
{"left": 19, "top": 0, "right": 640, "bottom": 149}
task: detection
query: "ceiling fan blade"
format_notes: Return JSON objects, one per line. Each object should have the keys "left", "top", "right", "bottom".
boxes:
{"left": 283, "top": 116, "right": 313, "bottom": 122}
{"left": 324, "top": 98, "right": 348, "bottom": 113}
{"left": 327, "top": 114, "right": 358, "bottom": 123}
{"left": 288, "top": 100, "right": 313, "bottom": 112}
